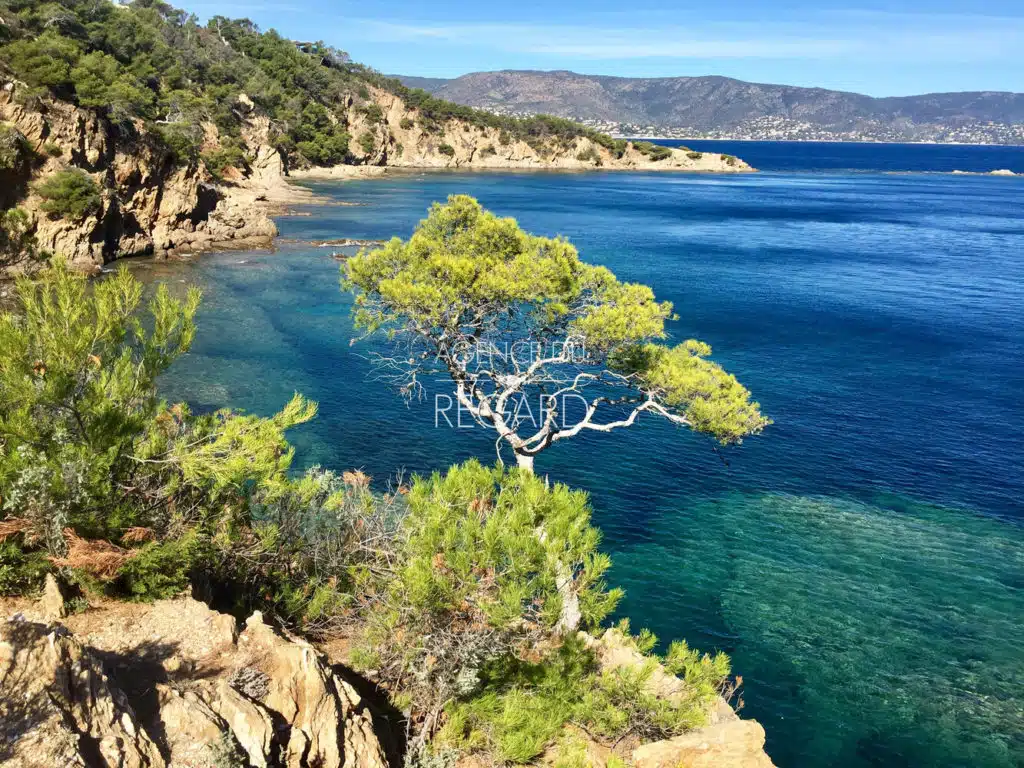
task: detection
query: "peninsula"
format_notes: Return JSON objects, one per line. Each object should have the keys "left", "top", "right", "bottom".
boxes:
{"left": 0, "top": 7, "right": 749, "bottom": 274}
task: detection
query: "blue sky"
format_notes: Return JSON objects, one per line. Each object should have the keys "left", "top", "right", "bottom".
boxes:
{"left": 185, "top": 0, "right": 1024, "bottom": 96}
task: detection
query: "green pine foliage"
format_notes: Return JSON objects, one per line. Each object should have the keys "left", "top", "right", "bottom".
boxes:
{"left": 116, "top": 530, "right": 206, "bottom": 600}
{"left": 34, "top": 169, "right": 102, "bottom": 220}
{"left": 0, "top": 260, "right": 200, "bottom": 550}
{"left": 0, "top": 262, "right": 315, "bottom": 586}
{"left": 348, "top": 461, "right": 622, "bottom": 709}
{"left": 156, "top": 123, "right": 203, "bottom": 166}
{"left": 69, "top": 50, "right": 155, "bottom": 120}
{"left": 0, "top": 0, "right": 660, "bottom": 170}
{"left": 346, "top": 195, "right": 768, "bottom": 469}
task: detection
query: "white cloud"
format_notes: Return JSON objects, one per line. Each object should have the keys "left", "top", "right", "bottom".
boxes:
{"left": 348, "top": 13, "right": 1024, "bottom": 63}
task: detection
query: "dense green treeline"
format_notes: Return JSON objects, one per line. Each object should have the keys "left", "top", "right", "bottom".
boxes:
{"left": 0, "top": 0, "right": 636, "bottom": 171}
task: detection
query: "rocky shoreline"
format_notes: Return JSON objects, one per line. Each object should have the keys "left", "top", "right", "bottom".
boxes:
{"left": 1, "top": 78, "right": 753, "bottom": 274}
{"left": 0, "top": 581, "right": 775, "bottom": 768}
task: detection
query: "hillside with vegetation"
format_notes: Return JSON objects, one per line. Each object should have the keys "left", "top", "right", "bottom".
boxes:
{"left": 0, "top": 0, "right": 749, "bottom": 273}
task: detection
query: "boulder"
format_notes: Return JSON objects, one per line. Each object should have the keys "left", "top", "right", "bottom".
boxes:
{"left": 0, "top": 618, "right": 165, "bottom": 767}
{"left": 237, "top": 611, "right": 388, "bottom": 768}
{"left": 0, "top": 598, "right": 390, "bottom": 768}
{"left": 39, "top": 574, "right": 67, "bottom": 621}
{"left": 633, "top": 718, "right": 775, "bottom": 768}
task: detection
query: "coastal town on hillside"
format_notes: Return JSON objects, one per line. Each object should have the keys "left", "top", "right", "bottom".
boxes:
{"left": 477, "top": 108, "right": 1024, "bottom": 144}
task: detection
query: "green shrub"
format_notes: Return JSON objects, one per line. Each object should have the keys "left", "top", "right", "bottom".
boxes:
{"left": 69, "top": 51, "right": 154, "bottom": 119}
{"left": 721, "top": 153, "right": 738, "bottom": 166}
{"left": 0, "top": 123, "right": 33, "bottom": 173}
{"left": 550, "top": 734, "right": 590, "bottom": 768}
{"left": 439, "top": 628, "right": 729, "bottom": 761}
{"left": 202, "top": 137, "right": 248, "bottom": 181}
{"left": 2, "top": 31, "right": 81, "bottom": 92}
{"left": 157, "top": 124, "right": 202, "bottom": 166}
{"left": 43, "top": 142, "right": 63, "bottom": 158}
{"left": 400, "top": 117, "right": 415, "bottom": 130}
{"left": 447, "top": 688, "right": 566, "bottom": 763}
{"left": 575, "top": 146, "right": 601, "bottom": 164}
{"left": 0, "top": 262, "right": 201, "bottom": 550}
{"left": 438, "top": 143, "right": 456, "bottom": 157}
{"left": 358, "top": 131, "right": 376, "bottom": 154}
{"left": 116, "top": 532, "right": 205, "bottom": 601}
{"left": 359, "top": 103, "right": 384, "bottom": 123}
{"left": 35, "top": 169, "right": 101, "bottom": 219}
{"left": 289, "top": 102, "right": 350, "bottom": 166}
{"left": 687, "top": 151, "right": 703, "bottom": 160}
{"left": 633, "top": 141, "right": 673, "bottom": 161}
{"left": 296, "top": 130, "right": 350, "bottom": 166}
{"left": 351, "top": 461, "right": 623, "bottom": 729}
{"left": 0, "top": 538, "right": 49, "bottom": 596}
{"left": 0, "top": 261, "right": 323, "bottom": 604}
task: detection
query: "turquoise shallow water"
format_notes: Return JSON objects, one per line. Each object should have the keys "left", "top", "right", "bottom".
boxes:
{"left": 138, "top": 149, "right": 1024, "bottom": 768}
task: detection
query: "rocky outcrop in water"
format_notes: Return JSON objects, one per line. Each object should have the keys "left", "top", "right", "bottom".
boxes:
{"left": 336, "top": 86, "right": 753, "bottom": 173}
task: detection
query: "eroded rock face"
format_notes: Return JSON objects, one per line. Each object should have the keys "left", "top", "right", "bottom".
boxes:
{"left": 0, "top": 82, "right": 285, "bottom": 272}
{"left": 236, "top": 611, "right": 388, "bottom": 768}
{"left": 1, "top": 597, "right": 389, "bottom": 768}
{"left": 0, "top": 619, "right": 165, "bottom": 767}
{"left": 632, "top": 717, "right": 776, "bottom": 768}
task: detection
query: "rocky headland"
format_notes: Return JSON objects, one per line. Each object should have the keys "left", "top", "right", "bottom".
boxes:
{"left": 1, "top": 78, "right": 751, "bottom": 274}
{"left": 0, "top": 581, "right": 774, "bottom": 768}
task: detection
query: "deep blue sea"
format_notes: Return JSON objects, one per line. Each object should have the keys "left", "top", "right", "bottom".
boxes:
{"left": 137, "top": 142, "right": 1024, "bottom": 768}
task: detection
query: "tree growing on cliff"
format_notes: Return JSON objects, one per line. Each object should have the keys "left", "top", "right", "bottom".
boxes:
{"left": 345, "top": 195, "right": 769, "bottom": 472}
{"left": 34, "top": 169, "right": 102, "bottom": 221}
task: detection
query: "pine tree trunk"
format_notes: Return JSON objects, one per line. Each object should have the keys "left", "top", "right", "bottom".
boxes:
{"left": 515, "top": 452, "right": 534, "bottom": 474}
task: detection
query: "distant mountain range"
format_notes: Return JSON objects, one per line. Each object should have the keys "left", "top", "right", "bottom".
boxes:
{"left": 394, "top": 71, "right": 1024, "bottom": 144}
